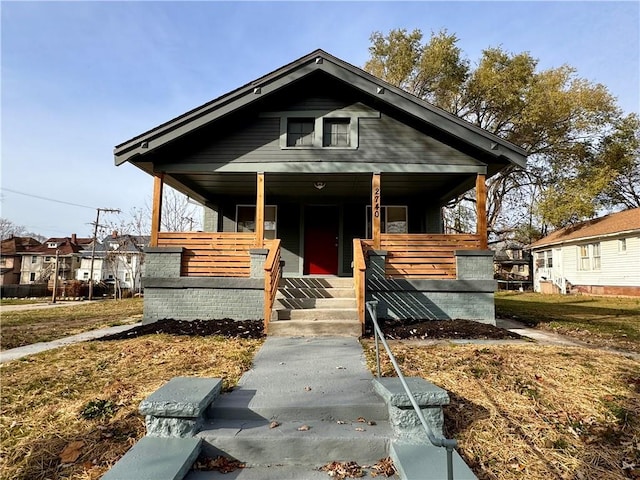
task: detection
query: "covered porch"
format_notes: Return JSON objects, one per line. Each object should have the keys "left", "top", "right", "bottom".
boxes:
{"left": 143, "top": 170, "right": 494, "bottom": 331}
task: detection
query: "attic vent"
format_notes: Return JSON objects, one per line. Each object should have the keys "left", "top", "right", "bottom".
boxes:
{"left": 490, "top": 142, "right": 499, "bottom": 150}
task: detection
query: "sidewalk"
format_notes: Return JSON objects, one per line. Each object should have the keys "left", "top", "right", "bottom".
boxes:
{"left": 0, "top": 323, "right": 141, "bottom": 363}
{"left": 1, "top": 300, "right": 101, "bottom": 312}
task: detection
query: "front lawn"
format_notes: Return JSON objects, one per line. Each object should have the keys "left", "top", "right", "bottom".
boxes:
{"left": 364, "top": 342, "right": 640, "bottom": 480}
{"left": 0, "top": 334, "right": 263, "bottom": 480}
{"left": 1, "top": 298, "right": 143, "bottom": 350}
{"left": 496, "top": 292, "right": 640, "bottom": 352}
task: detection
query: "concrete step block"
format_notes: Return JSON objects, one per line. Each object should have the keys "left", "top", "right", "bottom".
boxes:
{"left": 102, "top": 436, "right": 201, "bottom": 480}
{"left": 280, "top": 277, "right": 354, "bottom": 289}
{"left": 268, "top": 320, "right": 361, "bottom": 337}
{"left": 277, "top": 287, "right": 356, "bottom": 299}
{"left": 185, "top": 464, "right": 337, "bottom": 479}
{"left": 288, "top": 309, "right": 358, "bottom": 321}
{"left": 275, "top": 298, "right": 356, "bottom": 310}
{"left": 390, "top": 441, "right": 477, "bottom": 480}
{"left": 197, "top": 418, "right": 391, "bottom": 466}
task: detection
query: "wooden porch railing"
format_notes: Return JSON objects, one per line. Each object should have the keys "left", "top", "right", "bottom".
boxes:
{"left": 353, "top": 238, "right": 367, "bottom": 332}
{"left": 157, "top": 232, "right": 255, "bottom": 277}
{"left": 263, "top": 239, "right": 282, "bottom": 333}
{"left": 363, "top": 234, "right": 482, "bottom": 279}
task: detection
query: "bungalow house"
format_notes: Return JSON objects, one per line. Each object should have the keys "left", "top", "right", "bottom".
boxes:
{"left": 530, "top": 208, "right": 640, "bottom": 296}
{"left": 114, "top": 49, "right": 527, "bottom": 333}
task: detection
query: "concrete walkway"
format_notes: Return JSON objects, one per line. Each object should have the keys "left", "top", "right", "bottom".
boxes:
{"left": 0, "top": 323, "right": 141, "bottom": 363}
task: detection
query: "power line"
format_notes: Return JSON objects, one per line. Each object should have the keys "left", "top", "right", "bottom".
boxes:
{"left": 0, "top": 187, "right": 97, "bottom": 210}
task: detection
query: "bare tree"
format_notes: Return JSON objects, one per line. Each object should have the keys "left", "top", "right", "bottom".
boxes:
{"left": 0, "top": 218, "right": 46, "bottom": 242}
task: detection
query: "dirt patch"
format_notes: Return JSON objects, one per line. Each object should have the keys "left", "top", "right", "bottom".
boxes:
{"left": 364, "top": 318, "right": 523, "bottom": 340}
{"left": 98, "top": 318, "right": 266, "bottom": 341}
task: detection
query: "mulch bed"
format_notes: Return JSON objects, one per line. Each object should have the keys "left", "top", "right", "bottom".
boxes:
{"left": 98, "top": 317, "right": 522, "bottom": 341}
{"left": 364, "top": 318, "right": 523, "bottom": 340}
{"left": 98, "top": 318, "right": 266, "bottom": 341}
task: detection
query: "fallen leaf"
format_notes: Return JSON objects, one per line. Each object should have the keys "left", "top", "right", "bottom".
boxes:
{"left": 336, "top": 366, "right": 346, "bottom": 370}
{"left": 337, "top": 420, "right": 347, "bottom": 425}
{"left": 370, "top": 457, "right": 396, "bottom": 477}
{"left": 297, "top": 424, "right": 311, "bottom": 431}
{"left": 269, "top": 421, "right": 280, "bottom": 429}
{"left": 357, "top": 417, "right": 366, "bottom": 423}
{"left": 193, "top": 455, "right": 245, "bottom": 473}
{"left": 304, "top": 386, "right": 312, "bottom": 391}
{"left": 321, "top": 460, "right": 365, "bottom": 479}
{"left": 60, "top": 441, "right": 84, "bottom": 464}
{"left": 355, "top": 427, "right": 365, "bottom": 432}
{"left": 368, "top": 421, "right": 377, "bottom": 426}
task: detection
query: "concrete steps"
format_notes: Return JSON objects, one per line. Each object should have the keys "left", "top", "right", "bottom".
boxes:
{"left": 269, "top": 277, "right": 360, "bottom": 337}
{"left": 197, "top": 417, "right": 391, "bottom": 466}
{"left": 185, "top": 465, "right": 332, "bottom": 479}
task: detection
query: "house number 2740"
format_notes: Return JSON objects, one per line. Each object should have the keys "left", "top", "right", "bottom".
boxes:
{"left": 374, "top": 187, "right": 380, "bottom": 217}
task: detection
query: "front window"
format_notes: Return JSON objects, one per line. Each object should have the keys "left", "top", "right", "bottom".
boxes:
{"left": 236, "top": 205, "right": 277, "bottom": 240}
{"left": 286, "top": 118, "right": 314, "bottom": 147}
{"left": 366, "top": 206, "right": 408, "bottom": 236}
{"left": 619, "top": 238, "right": 627, "bottom": 252}
{"left": 323, "top": 118, "right": 350, "bottom": 147}
{"left": 592, "top": 242, "right": 601, "bottom": 270}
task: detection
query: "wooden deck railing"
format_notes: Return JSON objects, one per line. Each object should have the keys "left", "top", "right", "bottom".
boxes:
{"left": 157, "top": 232, "right": 255, "bottom": 277}
{"left": 363, "top": 234, "right": 482, "bottom": 279}
{"left": 353, "top": 238, "right": 367, "bottom": 332}
{"left": 263, "top": 239, "right": 282, "bottom": 333}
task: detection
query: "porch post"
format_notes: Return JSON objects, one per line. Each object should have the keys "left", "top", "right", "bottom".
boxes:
{"left": 372, "top": 172, "right": 381, "bottom": 250}
{"left": 255, "top": 172, "right": 265, "bottom": 248}
{"left": 150, "top": 173, "right": 164, "bottom": 247}
{"left": 476, "top": 173, "right": 488, "bottom": 249}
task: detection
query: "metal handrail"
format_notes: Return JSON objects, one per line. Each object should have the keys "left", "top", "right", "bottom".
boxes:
{"left": 366, "top": 301, "right": 457, "bottom": 480}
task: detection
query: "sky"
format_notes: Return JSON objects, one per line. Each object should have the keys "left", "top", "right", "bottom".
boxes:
{"left": 1, "top": 1, "right": 639, "bottom": 239}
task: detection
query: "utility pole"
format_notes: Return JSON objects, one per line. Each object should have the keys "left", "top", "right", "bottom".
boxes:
{"left": 51, "top": 249, "right": 59, "bottom": 304}
{"left": 88, "top": 207, "right": 120, "bottom": 300}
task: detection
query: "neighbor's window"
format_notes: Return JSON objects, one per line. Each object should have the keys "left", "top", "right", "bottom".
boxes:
{"left": 323, "top": 118, "right": 350, "bottom": 147}
{"left": 619, "top": 238, "right": 627, "bottom": 252}
{"left": 286, "top": 118, "right": 314, "bottom": 147}
{"left": 579, "top": 245, "right": 590, "bottom": 270}
{"left": 44, "top": 256, "right": 52, "bottom": 262}
{"left": 29, "top": 272, "right": 36, "bottom": 282}
{"left": 31, "top": 256, "right": 37, "bottom": 264}
{"left": 236, "top": 205, "right": 277, "bottom": 240}
{"left": 366, "top": 206, "right": 408, "bottom": 236}
{"left": 83, "top": 272, "right": 89, "bottom": 280}
{"left": 592, "top": 242, "right": 601, "bottom": 270}
{"left": 47, "top": 242, "right": 58, "bottom": 248}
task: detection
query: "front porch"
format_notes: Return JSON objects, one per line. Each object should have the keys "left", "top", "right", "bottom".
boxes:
{"left": 141, "top": 171, "right": 496, "bottom": 331}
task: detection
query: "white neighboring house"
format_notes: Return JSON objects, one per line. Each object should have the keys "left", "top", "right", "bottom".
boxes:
{"left": 529, "top": 208, "right": 640, "bottom": 296}
{"left": 76, "top": 233, "right": 149, "bottom": 292}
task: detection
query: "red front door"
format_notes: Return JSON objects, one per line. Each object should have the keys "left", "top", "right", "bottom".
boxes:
{"left": 304, "top": 206, "right": 339, "bottom": 275}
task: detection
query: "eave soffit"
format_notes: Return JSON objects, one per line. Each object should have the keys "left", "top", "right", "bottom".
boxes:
{"left": 114, "top": 50, "right": 527, "bottom": 169}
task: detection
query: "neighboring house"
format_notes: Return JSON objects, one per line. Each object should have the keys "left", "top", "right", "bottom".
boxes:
{"left": 76, "top": 232, "right": 149, "bottom": 292}
{"left": 493, "top": 241, "right": 532, "bottom": 289}
{"left": 114, "top": 49, "right": 527, "bottom": 327}
{"left": 19, "top": 234, "right": 91, "bottom": 284}
{"left": 0, "top": 236, "right": 42, "bottom": 285}
{"left": 530, "top": 208, "right": 640, "bottom": 296}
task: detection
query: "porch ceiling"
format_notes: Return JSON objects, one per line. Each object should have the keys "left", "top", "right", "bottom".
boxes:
{"left": 169, "top": 172, "right": 475, "bottom": 203}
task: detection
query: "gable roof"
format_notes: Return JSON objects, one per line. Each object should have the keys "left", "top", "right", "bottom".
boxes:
{"left": 27, "top": 237, "right": 92, "bottom": 256}
{"left": 530, "top": 208, "right": 640, "bottom": 249}
{"left": 0, "top": 236, "right": 41, "bottom": 256}
{"left": 114, "top": 49, "right": 527, "bottom": 168}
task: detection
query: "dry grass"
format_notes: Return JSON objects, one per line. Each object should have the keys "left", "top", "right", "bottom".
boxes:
{"left": 363, "top": 341, "right": 640, "bottom": 480}
{"left": 496, "top": 292, "right": 640, "bottom": 353}
{"left": 0, "top": 334, "right": 263, "bottom": 480}
{"left": 1, "top": 298, "right": 143, "bottom": 350}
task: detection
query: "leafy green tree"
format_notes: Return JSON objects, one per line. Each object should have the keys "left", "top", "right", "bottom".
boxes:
{"left": 365, "top": 29, "right": 628, "bottom": 236}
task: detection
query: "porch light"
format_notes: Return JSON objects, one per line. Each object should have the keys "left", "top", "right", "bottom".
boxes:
{"left": 314, "top": 182, "right": 326, "bottom": 190}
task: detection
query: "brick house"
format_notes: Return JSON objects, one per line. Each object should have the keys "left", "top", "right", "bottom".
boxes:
{"left": 114, "top": 50, "right": 527, "bottom": 332}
